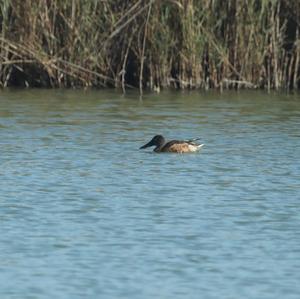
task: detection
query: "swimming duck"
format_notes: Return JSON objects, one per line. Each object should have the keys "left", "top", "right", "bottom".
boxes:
{"left": 140, "top": 135, "right": 204, "bottom": 153}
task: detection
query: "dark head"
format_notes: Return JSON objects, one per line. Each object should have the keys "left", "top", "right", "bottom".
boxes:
{"left": 140, "top": 135, "right": 165, "bottom": 150}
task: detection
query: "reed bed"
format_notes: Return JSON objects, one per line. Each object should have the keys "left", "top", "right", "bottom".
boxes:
{"left": 0, "top": 0, "right": 299, "bottom": 91}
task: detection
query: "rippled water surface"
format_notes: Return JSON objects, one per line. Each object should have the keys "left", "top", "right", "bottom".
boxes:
{"left": 0, "top": 89, "right": 299, "bottom": 299}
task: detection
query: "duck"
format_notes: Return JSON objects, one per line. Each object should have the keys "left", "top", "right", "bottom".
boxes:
{"left": 140, "top": 135, "right": 204, "bottom": 153}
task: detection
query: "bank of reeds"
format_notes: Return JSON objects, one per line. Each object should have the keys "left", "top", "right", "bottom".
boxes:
{"left": 0, "top": 0, "right": 299, "bottom": 91}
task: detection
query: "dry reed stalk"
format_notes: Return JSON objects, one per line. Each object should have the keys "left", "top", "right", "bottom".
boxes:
{"left": 0, "top": 0, "right": 299, "bottom": 91}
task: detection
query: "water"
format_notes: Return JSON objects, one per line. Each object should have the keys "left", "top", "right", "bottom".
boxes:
{"left": 0, "top": 89, "right": 299, "bottom": 299}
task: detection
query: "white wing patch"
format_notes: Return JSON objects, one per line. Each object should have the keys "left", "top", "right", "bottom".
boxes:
{"left": 188, "top": 144, "right": 204, "bottom": 152}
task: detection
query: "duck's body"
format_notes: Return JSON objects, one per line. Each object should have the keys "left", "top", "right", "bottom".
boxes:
{"left": 140, "top": 135, "right": 204, "bottom": 153}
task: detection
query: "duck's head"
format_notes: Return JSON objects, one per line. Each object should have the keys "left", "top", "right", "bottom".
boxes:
{"left": 140, "top": 135, "right": 165, "bottom": 149}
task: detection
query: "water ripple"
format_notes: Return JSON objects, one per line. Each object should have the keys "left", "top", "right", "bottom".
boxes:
{"left": 0, "top": 90, "right": 300, "bottom": 299}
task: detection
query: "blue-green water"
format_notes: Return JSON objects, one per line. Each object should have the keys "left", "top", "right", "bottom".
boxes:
{"left": 0, "top": 89, "right": 299, "bottom": 299}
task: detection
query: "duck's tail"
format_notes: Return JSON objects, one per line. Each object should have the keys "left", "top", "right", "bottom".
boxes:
{"left": 187, "top": 142, "right": 204, "bottom": 152}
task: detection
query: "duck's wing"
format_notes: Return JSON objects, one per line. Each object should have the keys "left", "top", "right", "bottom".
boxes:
{"left": 160, "top": 140, "right": 182, "bottom": 152}
{"left": 185, "top": 138, "right": 201, "bottom": 144}
{"left": 161, "top": 140, "right": 200, "bottom": 153}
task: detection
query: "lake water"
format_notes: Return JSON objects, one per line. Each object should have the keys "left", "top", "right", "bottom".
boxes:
{"left": 0, "top": 89, "right": 299, "bottom": 299}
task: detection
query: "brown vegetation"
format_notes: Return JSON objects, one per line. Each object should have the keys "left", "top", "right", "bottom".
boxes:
{"left": 0, "top": 0, "right": 299, "bottom": 91}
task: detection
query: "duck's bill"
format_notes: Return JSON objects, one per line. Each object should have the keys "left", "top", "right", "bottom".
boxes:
{"left": 140, "top": 141, "right": 152, "bottom": 149}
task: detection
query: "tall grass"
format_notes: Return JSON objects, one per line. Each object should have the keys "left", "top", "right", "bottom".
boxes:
{"left": 0, "top": 0, "right": 299, "bottom": 91}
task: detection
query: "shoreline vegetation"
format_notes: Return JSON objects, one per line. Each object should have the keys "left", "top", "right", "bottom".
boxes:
{"left": 0, "top": 0, "right": 299, "bottom": 92}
